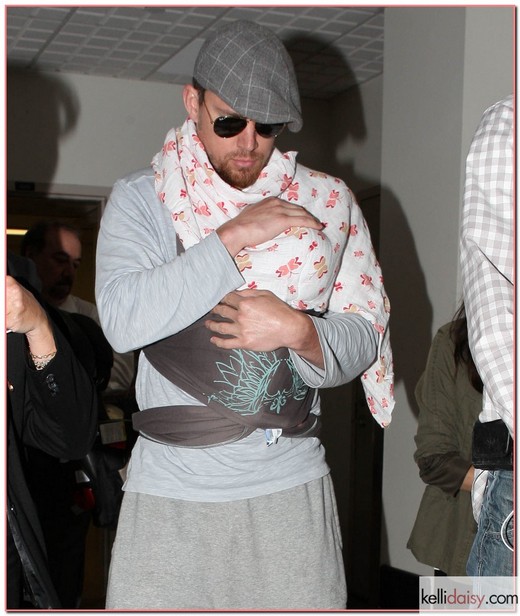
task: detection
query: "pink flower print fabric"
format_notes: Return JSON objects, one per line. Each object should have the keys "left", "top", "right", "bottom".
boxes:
{"left": 151, "top": 119, "right": 394, "bottom": 427}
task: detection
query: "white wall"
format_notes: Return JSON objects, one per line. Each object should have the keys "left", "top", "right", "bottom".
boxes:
{"left": 379, "top": 6, "right": 513, "bottom": 575}
{"left": 333, "top": 75, "right": 383, "bottom": 194}
{"left": 278, "top": 76, "right": 383, "bottom": 196}
{"left": 8, "top": 71, "right": 187, "bottom": 193}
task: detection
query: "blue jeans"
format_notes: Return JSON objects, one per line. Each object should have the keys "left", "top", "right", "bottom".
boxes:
{"left": 467, "top": 470, "right": 514, "bottom": 576}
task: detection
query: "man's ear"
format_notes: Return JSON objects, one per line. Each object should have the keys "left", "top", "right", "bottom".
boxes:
{"left": 183, "top": 84, "right": 200, "bottom": 122}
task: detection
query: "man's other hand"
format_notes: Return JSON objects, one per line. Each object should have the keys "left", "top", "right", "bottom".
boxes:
{"left": 206, "top": 289, "right": 324, "bottom": 368}
{"left": 216, "top": 197, "right": 323, "bottom": 257}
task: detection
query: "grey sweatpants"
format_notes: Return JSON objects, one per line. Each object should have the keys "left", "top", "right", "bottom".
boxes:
{"left": 105, "top": 474, "right": 347, "bottom": 609}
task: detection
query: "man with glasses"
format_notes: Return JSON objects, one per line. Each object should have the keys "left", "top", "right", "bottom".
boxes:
{"left": 96, "top": 20, "right": 394, "bottom": 609}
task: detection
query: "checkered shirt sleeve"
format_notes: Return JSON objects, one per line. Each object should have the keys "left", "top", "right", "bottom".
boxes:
{"left": 460, "top": 95, "right": 514, "bottom": 435}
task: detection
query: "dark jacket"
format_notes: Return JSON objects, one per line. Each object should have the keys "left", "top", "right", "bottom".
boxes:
{"left": 407, "top": 322, "right": 481, "bottom": 576}
{"left": 7, "top": 312, "right": 98, "bottom": 608}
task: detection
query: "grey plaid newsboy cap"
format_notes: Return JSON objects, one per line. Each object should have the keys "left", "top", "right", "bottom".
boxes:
{"left": 193, "top": 20, "right": 302, "bottom": 132}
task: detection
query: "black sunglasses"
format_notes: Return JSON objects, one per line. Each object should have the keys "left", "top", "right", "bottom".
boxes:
{"left": 202, "top": 100, "right": 286, "bottom": 139}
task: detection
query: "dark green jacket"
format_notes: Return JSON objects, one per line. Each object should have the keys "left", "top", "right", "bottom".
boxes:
{"left": 407, "top": 322, "right": 481, "bottom": 576}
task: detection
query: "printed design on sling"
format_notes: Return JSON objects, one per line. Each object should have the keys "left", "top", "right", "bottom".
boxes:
{"left": 206, "top": 350, "right": 308, "bottom": 416}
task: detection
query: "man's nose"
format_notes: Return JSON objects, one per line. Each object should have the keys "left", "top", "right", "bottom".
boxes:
{"left": 63, "top": 261, "right": 76, "bottom": 278}
{"left": 236, "top": 120, "right": 258, "bottom": 151}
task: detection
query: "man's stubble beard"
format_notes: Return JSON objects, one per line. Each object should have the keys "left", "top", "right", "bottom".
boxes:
{"left": 208, "top": 149, "right": 272, "bottom": 190}
{"left": 47, "top": 280, "right": 73, "bottom": 306}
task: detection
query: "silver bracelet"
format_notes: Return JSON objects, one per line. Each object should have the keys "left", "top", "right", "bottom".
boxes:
{"left": 30, "top": 350, "right": 57, "bottom": 371}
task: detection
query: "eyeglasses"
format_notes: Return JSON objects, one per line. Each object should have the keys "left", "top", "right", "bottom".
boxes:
{"left": 202, "top": 99, "right": 286, "bottom": 139}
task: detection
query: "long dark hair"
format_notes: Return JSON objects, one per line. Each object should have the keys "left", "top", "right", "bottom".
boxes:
{"left": 449, "top": 303, "right": 483, "bottom": 393}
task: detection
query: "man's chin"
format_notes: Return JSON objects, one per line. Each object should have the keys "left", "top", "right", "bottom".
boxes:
{"left": 48, "top": 289, "right": 71, "bottom": 305}
{"left": 220, "top": 166, "right": 262, "bottom": 190}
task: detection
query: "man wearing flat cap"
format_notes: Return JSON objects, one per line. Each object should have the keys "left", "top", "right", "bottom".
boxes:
{"left": 96, "top": 20, "right": 394, "bottom": 609}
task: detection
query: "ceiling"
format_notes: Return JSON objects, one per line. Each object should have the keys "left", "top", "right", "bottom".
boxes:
{"left": 6, "top": 5, "right": 385, "bottom": 100}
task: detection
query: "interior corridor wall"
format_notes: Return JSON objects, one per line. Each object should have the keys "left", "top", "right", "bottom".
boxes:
{"left": 7, "top": 70, "right": 381, "bottom": 200}
{"left": 332, "top": 75, "right": 383, "bottom": 195}
{"left": 379, "top": 6, "right": 514, "bottom": 575}
{"left": 7, "top": 71, "right": 187, "bottom": 193}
